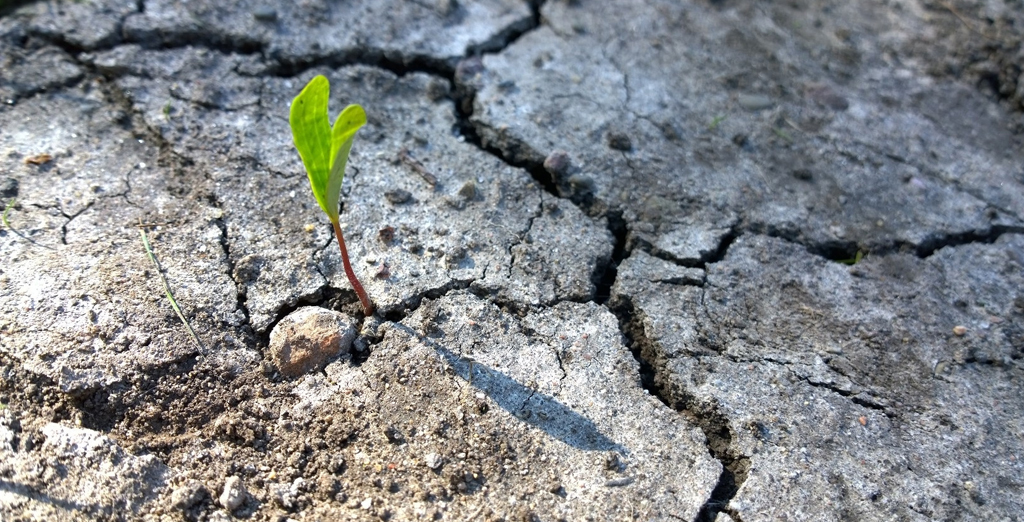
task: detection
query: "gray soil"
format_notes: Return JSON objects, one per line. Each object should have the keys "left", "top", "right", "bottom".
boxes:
{"left": 1, "top": 0, "right": 1023, "bottom": 521}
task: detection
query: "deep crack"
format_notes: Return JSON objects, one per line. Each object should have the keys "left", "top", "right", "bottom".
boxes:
{"left": 594, "top": 210, "right": 627, "bottom": 304}
{"left": 606, "top": 292, "right": 748, "bottom": 522}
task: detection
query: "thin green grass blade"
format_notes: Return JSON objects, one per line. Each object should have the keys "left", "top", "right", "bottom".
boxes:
{"left": 139, "top": 226, "right": 204, "bottom": 351}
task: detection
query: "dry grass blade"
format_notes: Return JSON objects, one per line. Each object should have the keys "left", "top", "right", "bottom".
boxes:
{"left": 139, "top": 224, "right": 204, "bottom": 351}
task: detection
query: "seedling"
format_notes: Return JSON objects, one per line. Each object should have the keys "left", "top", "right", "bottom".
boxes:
{"left": 1, "top": 198, "right": 14, "bottom": 229}
{"left": 837, "top": 250, "right": 865, "bottom": 265}
{"left": 289, "top": 75, "right": 374, "bottom": 316}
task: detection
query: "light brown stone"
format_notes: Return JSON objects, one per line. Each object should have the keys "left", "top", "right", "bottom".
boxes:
{"left": 268, "top": 307, "right": 357, "bottom": 377}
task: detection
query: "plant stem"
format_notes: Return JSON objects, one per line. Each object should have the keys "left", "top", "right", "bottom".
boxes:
{"left": 332, "top": 219, "right": 374, "bottom": 316}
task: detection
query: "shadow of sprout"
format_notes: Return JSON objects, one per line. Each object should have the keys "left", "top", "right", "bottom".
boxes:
{"left": 402, "top": 326, "right": 624, "bottom": 453}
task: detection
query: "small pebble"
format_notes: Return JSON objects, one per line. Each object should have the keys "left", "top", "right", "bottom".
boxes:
{"left": 738, "top": 93, "right": 774, "bottom": 111}
{"left": 953, "top": 325, "right": 967, "bottom": 336}
{"left": 604, "top": 477, "right": 635, "bottom": 487}
{"left": 219, "top": 476, "right": 246, "bottom": 511}
{"left": 425, "top": 453, "right": 443, "bottom": 470}
{"left": 268, "top": 308, "right": 358, "bottom": 377}
{"left": 567, "top": 173, "right": 594, "bottom": 192}
{"left": 252, "top": 7, "right": 277, "bottom": 21}
{"left": 458, "top": 180, "right": 478, "bottom": 200}
{"left": 543, "top": 150, "right": 571, "bottom": 176}
{"left": 385, "top": 189, "right": 411, "bottom": 204}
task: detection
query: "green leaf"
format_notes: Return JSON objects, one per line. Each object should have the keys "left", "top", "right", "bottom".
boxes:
{"left": 289, "top": 75, "right": 365, "bottom": 222}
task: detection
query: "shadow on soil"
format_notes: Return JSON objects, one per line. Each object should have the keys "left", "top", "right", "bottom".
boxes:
{"left": 391, "top": 324, "right": 623, "bottom": 452}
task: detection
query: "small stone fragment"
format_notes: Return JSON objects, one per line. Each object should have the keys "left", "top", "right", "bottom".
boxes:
{"left": 737, "top": 93, "right": 773, "bottom": 111}
{"left": 171, "top": 480, "right": 206, "bottom": 510}
{"left": 604, "top": 476, "right": 635, "bottom": 487}
{"left": 458, "top": 180, "right": 478, "bottom": 200}
{"left": 953, "top": 325, "right": 967, "bottom": 336}
{"left": 858, "top": 416, "right": 868, "bottom": 426}
{"left": 385, "top": 188, "right": 412, "bottom": 204}
{"left": 219, "top": 476, "right": 246, "bottom": 511}
{"left": 268, "top": 307, "right": 358, "bottom": 377}
{"left": 543, "top": 150, "right": 572, "bottom": 177}
{"left": 24, "top": 153, "right": 53, "bottom": 165}
{"left": 567, "top": 173, "right": 594, "bottom": 193}
{"left": 606, "top": 131, "right": 632, "bottom": 151}
{"left": 252, "top": 7, "right": 278, "bottom": 21}
{"left": 379, "top": 226, "right": 395, "bottom": 243}
{"left": 425, "top": 452, "right": 443, "bottom": 469}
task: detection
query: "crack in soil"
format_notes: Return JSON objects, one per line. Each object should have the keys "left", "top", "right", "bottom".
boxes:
{"left": 604, "top": 293, "right": 748, "bottom": 522}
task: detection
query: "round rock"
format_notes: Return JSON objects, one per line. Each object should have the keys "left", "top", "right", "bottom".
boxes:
{"left": 268, "top": 307, "right": 358, "bottom": 378}
{"left": 219, "top": 475, "right": 247, "bottom": 512}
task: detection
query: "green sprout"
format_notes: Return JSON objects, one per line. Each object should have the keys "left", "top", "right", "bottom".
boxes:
{"left": 837, "top": 250, "right": 865, "bottom": 265}
{"left": 1, "top": 198, "right": 14, "bottom": 229}
{"left": 289, "top": 75, "right": 374, "bottom": 316}
{"left": 771, "top": 127, "right": 794, "bottom": 143}
{"left": 708, "top": 115, "right": 726, "bottom": 130}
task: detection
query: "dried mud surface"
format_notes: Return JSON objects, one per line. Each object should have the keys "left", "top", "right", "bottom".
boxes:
{"left": 1, "top": 0, "right": 1023, "bottom": 521}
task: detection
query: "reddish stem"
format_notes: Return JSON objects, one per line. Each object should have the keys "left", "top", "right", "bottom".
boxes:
{"left": 332, "top": 219, "right": 374, "bottom": 316}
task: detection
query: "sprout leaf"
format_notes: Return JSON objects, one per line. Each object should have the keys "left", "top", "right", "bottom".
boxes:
{"left": 289, "top": 75, "right": 366, "bottom": 222}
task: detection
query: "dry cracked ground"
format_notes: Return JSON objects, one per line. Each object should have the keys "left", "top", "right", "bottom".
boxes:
{"left": 1, "top": 0, "right": 1023, "bottom": 520}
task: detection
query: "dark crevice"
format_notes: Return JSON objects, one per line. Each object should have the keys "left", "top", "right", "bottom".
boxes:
{"left": 605, "top": 293, "right": 748, "bottom": 522}
{"left": 804, "top": 380, "right": 888, "bottom": 413}
{"left": 451, "top": 85, "right": 558, "bottom": 200}
{"left": 468, "top": 0, "right": 543, "bottom": 56}
{"left": 912, "top": 224, "right": 1024, "bottom": 258}
{"left": 674, "top": 387, "right": 749, "bottom": 522}
{"left": 258, "top": 287, "right": 340, "bottom": 343}
{"left": 701, "top": 226, "right": 740, "bottom": 266}
{"left": 607, "top": 296, "right": 662, "bottom": 404}
{"left": 744, "top": 221, "right": 860, "bottom": 262}
{"left": 213, "top": 216, "right": 251, "bottom": 335}
{"left": 594, "top": 210, "right": 627, "bottom": 304}
{"left": 632, "top": 225, "right": 740, "bottom": 271}
{"left": 375, "top": 277, "right": 480, "bottom": 325}
{"left": 269, "top": 47, "right": 456, "bottom": 81}
{"left": 748, "top": 219, "right": 1024, "bottom": 262}
{"left": 57, "top": 203, "right": 93, "bottom": 245}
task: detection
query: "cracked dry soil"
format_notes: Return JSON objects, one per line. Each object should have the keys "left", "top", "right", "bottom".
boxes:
{"left": 2, "top": 0, "right": 1024, "bottom": 521}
